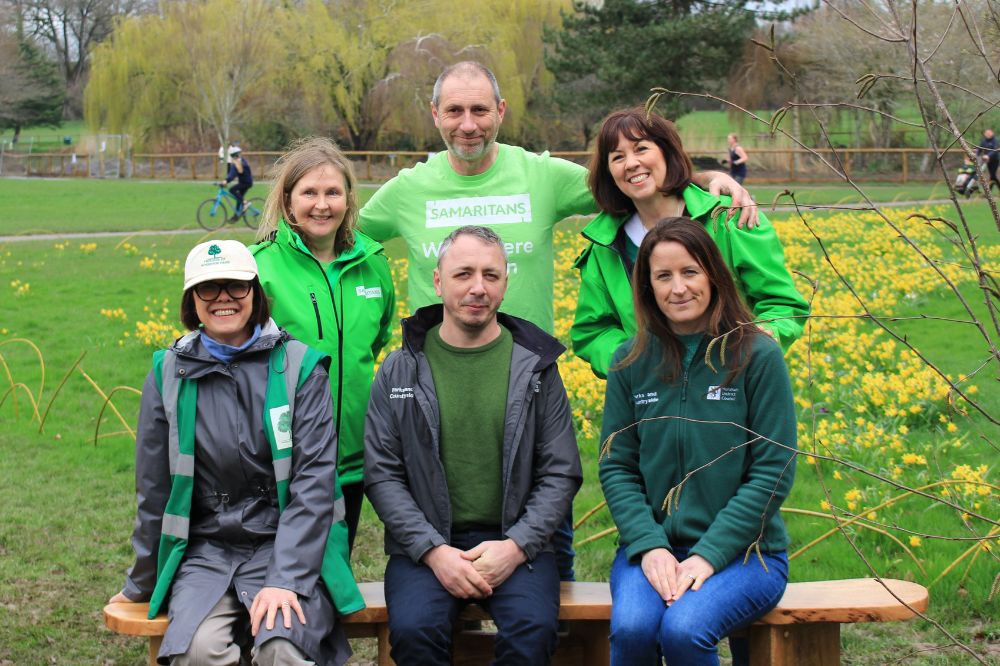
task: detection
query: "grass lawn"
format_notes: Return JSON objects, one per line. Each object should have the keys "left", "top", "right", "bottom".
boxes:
{"left": 0, "top": 120, "right": 89, "bottom": 153}
{"left": 0, "top": 182, "right": 997, "bottom": 663}
{"left": 0, "top": 177, "right": 964, "bottom": 237}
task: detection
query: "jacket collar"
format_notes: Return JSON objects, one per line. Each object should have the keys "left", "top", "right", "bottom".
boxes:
{"left": 581, "top": 184, "right": 724, "bottom": 246}
{"left": 171, "top": 318, "right": 287, "bottom": 366}
{"left": 400, "top": 304, "right": 565, "bottom": 370}
{"left": 267, "top": 220, "right": 384, "bottom": 266}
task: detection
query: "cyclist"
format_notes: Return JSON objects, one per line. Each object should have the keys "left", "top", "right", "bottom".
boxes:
{"left": 221, "top": 144, "right": 253, "bottom": 221}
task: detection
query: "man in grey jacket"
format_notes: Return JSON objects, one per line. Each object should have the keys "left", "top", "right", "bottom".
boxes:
{"left": 364, "top": 225, "right": 582, "bottom": 665}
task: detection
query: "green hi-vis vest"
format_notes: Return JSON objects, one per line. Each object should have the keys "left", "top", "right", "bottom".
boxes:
{"left": 146, "top": 333, "right": 365, "bottom": 618}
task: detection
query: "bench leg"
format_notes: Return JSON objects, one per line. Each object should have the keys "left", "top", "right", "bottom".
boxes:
{"left": 148, "top": 635, "right": 162, "bottom": 666}
{"left": 375, "top": 622, "right": 394, "bottom": 666}
{"left": 749, "top": 623, "right": 840, "bottom": 666}
{"left": 578, "top": 620, "right": 610, "bottom": 666}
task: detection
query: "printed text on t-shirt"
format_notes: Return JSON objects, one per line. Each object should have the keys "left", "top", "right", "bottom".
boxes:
{"left": 424, "top": 194, "right": 532, "bottom": 228}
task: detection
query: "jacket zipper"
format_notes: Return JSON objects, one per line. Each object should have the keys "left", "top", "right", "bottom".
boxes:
{"left": 295, "top": 244, "right": 345, "bottom": 446}
{"left": 669, "top": 368, "right": 690, "bottom": 545}
{"left": 310, "top": 292, "right": 324, "bottom": 340}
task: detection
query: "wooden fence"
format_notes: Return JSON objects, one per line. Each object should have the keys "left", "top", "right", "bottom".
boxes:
{"left": 0, "top": 147, "right": 977, "bottom": 183}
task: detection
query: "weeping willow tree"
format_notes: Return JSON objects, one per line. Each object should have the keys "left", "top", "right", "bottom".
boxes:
{"left": 85, "top": 0, "right": 284, "bottom": 149}
{"left": 279, "top": 0, "right": 571, "bottom": 150}
{"left": 85, "top": 0, "right": 574, "bottom": 150}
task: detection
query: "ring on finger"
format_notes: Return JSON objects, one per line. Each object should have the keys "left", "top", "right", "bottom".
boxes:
{"left": 281, "top": 601, "right": 290, "bottom": 607}
{"left": 686, "top": 574, "right": 696, "bottom": 580}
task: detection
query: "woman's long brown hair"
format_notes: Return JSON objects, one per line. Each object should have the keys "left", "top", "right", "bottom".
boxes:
{"left": 617, "top": 217, "right": 759, "bottom": 384}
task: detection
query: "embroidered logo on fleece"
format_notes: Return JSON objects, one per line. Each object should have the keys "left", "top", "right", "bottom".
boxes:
{"left": 705, "top": 385, "right": 739, "bottom": 401}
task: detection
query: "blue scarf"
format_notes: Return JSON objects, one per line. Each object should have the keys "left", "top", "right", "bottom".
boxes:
{"left": 200, "top": 325, "right": 262, "bottom": 363}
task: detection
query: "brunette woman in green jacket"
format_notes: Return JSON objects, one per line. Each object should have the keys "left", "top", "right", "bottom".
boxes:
{"left": 252, "top": 137, "right": 396, "bottom": 551}
{"left": 599, "top": 218, "right": 796, "bottom": 665}
{"left": 572, "top": 108, "right": 809, "bottom": 379}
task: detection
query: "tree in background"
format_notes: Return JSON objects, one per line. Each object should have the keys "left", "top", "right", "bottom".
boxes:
{"left": 282, "top": 0, "right": 418, "bottom": 150}
{"left": 0, "top": 34, "right": 64, "bottom": 142}
{"left": 544, "top": 0, "right": 757, "bottom": 147}
{"left": 282, "top": 0, "right": 571, "bottom": 150}
{"left": 3, "top": 0, "right": 154, "bottom": 117}
{"left": 729, "top": 2, "right": 1000, "bottom": 173}
{"left": 84, "top": 0, "right": 574, "bottom": 151}
{"left": 86, "top": 0, "right": 284, "bottom": 150}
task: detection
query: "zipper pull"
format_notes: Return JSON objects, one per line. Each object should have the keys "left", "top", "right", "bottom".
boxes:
{"left": 681, "top": 371, "right": 688, "bottom": 402}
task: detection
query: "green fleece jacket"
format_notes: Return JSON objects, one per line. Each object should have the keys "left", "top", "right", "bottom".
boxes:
{"left": 571, "top": 184, "right": 809, "bottom": 379}
{"left": 598, "top": 333, "right": 796, "bottom": 572}
{"left": 251, "top": 223, "right": 396, "bottom": 485}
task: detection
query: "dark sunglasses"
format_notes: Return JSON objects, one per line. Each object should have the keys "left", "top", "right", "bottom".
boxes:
{"left": 193, "top": 280, "right": 252, "bottom": 301}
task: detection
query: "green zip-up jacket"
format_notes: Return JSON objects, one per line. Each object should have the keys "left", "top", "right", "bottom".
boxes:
{"left": 571, "top": 185, "right": 809, "bottom": 379}
{"left": 599, "top": 333, "right": 796, "bottom": 572}
{"left": 252, "top": 223, "right": 396, "bottom": 486}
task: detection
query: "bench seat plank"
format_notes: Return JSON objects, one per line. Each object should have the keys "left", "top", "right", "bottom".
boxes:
{"left": 758, "top": 578, "right": 928, "bottom": 625}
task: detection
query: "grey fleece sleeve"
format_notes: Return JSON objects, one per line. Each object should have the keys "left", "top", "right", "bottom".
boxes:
{"left": 504, "top": 365, "right": 583, "bottom": 560}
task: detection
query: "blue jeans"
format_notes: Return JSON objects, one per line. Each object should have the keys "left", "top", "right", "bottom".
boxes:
{"left": 384, "top": 529, "right": 560, "bottom": 666}
{"left": 609, "top": 546, "right": 788, "bottom": 666}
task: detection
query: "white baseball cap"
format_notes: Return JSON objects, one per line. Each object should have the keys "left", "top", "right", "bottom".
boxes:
{"left": 183, "top": 240, "right": 258, "bottom": 291}
{"left": 228, "top": 145, "right": 242, "bottom": 156}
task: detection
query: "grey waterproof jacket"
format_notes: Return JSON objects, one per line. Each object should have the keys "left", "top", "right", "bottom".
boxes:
{"left": 121, "top": 321, "right": 350, "bottom": 665}
{"left": 364, "top": 305, "right": 583, "bottom": 563}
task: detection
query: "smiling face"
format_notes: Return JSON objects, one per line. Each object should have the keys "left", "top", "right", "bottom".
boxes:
{"left": 431, "top": 72, "right": 506, "bottom": 172}
{"left": 193, "top": 280, "right": 255, "bottom": 346}
{"left": 648, "top": 240, "right": 712, "bottom": 335}
{"left": 433, "top": 234, "right": 508, "bottom": 343}
{"left": 608, "top": 133, "right": 669, "bottom": 206}
{"left": 286, "top": 164, "right": 348, "bottom": 252}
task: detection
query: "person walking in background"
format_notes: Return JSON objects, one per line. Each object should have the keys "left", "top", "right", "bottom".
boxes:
{"left": 252, "top": 137, "right": 396, "bottom": 552}
{"left": 222, "top": 144, "right": 253, "bottom": 220}
{"left": 976, "top": 128, "right": 999, "bottom": 192}
{"left": 599, "top": 218, "right": 796, "bottom": 666}
{"left": 572, "top": 108, "right": 809, "bottom": 380}
{"left": 726, "top": 133, "right": 748, "bottom": 184}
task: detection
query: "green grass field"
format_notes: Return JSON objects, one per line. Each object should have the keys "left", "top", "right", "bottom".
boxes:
{"left": 0, "top": 177, "right": 960, "bottom": 236}
{"left": 0, "top": 120, "right": 89, "bottom": 153}
{"left": 0, "top": 178, "right": 997, "bottom": 664}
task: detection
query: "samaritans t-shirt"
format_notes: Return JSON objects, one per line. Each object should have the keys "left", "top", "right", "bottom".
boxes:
{"left": 358, "top": 143, "right": 596, "bottom": 332}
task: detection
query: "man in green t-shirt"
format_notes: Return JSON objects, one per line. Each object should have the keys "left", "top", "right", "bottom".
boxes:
{"left": 359, "top": 60, "right": 758, "bottom": 333}
{"left": 364, "top": 226, "right": 582, "bottom": 665}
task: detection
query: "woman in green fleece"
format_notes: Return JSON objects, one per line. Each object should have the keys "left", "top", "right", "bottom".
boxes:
{"left": 599, "top": 218, "right": 796, "bottom": 665}
{"left": 252, "top": 137, "right": 396, "bottom": 551}
{"left": 571, "top": 107, "right": 809, "bottom": 379}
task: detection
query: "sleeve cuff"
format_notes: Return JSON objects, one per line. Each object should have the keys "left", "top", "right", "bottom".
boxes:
{"left": 623, "top": 534, "right": 671, "bottom": 562}
{"left": 409, "top": 533, "right": 448, "bottom": 564}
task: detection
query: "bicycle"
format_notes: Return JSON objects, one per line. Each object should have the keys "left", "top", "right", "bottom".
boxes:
{"left": 196, "top": 185, "right": 264, "bottom": 231}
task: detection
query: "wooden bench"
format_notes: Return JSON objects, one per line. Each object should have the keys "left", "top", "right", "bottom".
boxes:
{"left": 103, "top": 578, "right": 928, "bottom": 666}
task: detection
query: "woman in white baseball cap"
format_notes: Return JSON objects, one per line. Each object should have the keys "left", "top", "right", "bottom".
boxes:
{"left": 109, "top": 239, "right": 362, "bottom": 665}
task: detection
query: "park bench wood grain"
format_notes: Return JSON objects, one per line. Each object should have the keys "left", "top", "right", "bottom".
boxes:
{"left": 103, "top": 578, "right": 928, "bottom": 666}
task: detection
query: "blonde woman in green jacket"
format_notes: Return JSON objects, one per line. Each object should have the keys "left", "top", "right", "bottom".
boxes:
{"left": 252, "top": 137, "right": 396, "bottom": 551}
{"left": 571, "top": 108, "right": 809, "bottom": 379}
